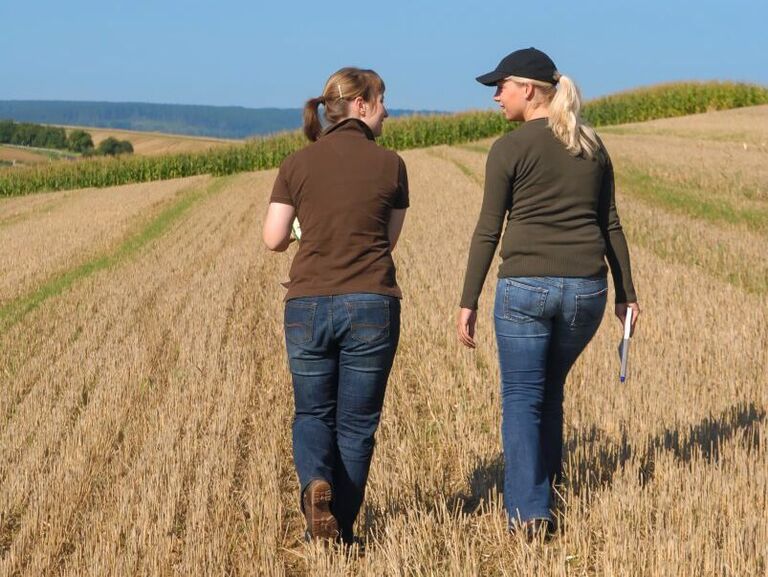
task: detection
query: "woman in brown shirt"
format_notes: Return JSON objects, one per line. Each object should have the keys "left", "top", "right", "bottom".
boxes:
{"left": 263, "top": 67, "right": 408, "bottom": 547}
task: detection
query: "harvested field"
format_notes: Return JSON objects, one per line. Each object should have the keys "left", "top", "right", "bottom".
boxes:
{"left": 75, "top": 127, "right": 239, "bottom": 156}
{"left": 0, "top": 175, "right": 210, "bottom": 306}
{"left": 0, "top": 107, "right": 766, "bottom": 576}
{"left": 601, "top": 104, "right": 768, "bottom": 145}
{"left": 0, "top": 146, "right": 50, "bottom": 167}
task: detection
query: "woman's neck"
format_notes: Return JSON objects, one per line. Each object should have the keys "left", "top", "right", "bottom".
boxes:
{"left": 523, "top": 105, "right": 550, "bottom": 122}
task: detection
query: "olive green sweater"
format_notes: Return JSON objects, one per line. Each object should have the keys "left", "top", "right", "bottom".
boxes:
{"left": 460, "top": 118, "right": 637, "bottom": 310}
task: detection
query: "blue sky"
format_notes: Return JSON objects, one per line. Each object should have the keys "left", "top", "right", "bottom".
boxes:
{"left": 2, "top": 0, "right": 766, "bottom": 111}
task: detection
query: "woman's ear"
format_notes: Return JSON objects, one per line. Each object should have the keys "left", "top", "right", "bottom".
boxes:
{"left": 353, "top": 96, "right": 367, "bottom": 117}
{"left": 525, "top": 83, "right": 536, "bottom": 100}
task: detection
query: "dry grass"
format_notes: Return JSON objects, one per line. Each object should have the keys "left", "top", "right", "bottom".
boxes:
{"left": 0, "top": 108, "right": 766, "bottom": 576}
{"left": 0, "top": 175, "right": 210, "bottom": 305}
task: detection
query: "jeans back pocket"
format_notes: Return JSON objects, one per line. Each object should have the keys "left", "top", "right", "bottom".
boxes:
{"left": 345, "top": 299, "right": 390, "bottom": 344}
{"left": 570, "top": 287, "right": 608, "bottom": 328}
{"left": 284, "top": 301, "right": 317, "bottom": 345}
{"left": 502, "top": 279, "right": 548, "bottom": 323}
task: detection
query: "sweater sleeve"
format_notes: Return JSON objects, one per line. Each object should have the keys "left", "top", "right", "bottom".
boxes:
{"left": 598, "top": 153, "right": 637, "bottom": 303}
{"left": 459, "top": 140, "right": 513, "bottom": 310}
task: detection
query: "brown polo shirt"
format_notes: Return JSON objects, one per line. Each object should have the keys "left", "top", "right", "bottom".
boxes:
{"left": 270, "top": 118, "right": 409, "bottom": 301}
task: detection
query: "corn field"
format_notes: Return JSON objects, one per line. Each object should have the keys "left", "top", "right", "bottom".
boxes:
{"left": 1, "top": 81, "right": 767, "bottom": 197}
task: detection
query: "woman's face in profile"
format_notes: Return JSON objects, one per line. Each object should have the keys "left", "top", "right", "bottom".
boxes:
{"left": 364, "top": 93, "right": 389, "bottom": 137}
{"left": 494, "top": 79, "right": 526, "bottom": 121}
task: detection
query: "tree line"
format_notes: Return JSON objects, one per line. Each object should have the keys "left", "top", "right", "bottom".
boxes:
{"left": 0, "top": 120, "right": 133, "bottom": 156}
{"left": 0, "top": 101, "right": 436, "bottom": 138}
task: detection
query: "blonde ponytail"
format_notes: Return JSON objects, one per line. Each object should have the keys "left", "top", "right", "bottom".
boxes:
{"left": 548, "top": 74, "right": 602, "bottom": 161}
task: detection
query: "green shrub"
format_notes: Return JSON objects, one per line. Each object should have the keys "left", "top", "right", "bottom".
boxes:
{"left": 97, "top": 137, "right": 134, "bottom": 156}
{"left": 67, "top": 129, "right": 95, "bottom": 154}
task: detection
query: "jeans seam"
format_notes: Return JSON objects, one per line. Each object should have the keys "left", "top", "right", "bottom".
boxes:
{"left": 506, "top": 278, "right": 549, "bottom": 293}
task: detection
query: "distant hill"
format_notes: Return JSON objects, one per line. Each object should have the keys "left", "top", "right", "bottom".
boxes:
{"left": 0, "top": 101, "right": 442, "bottom": 139}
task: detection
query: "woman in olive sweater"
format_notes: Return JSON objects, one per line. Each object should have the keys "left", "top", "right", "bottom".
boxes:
{"left": 457, "top": 48, "right": 640, "bottom": 540}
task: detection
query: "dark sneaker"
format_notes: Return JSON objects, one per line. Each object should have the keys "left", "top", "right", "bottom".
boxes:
{"left": 338, "top": 535, "right": 366, "bottom": 557}
{"left": 302, "top": 480, "right": 339, "bottom": 541}
{"left": 511, "top": 518, "right": 555, "bottom": 543}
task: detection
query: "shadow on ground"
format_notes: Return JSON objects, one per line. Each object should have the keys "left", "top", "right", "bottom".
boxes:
{"left": 360, "top": 401, "right": 764, "bottom": 542}
{"left": 373, "top": 401, "right": 766, "bottom": 525}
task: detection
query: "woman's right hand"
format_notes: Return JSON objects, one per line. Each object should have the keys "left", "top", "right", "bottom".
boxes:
{"left": 457, "top": 307, "right": 477, "bottom": 349}
{"left": 615, "top": 302, "right": 640, "bottom": 337}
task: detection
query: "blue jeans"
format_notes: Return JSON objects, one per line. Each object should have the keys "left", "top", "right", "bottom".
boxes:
{"left": 284, "top": 293, "right": 400, "bottom": 543}
{"left": 494, "top": 276, "right": 607, "bottom": 526}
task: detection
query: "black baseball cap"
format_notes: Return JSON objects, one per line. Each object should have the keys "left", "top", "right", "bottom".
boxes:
{"left": 476, "top": 47, "right": 559, "bottom": 86}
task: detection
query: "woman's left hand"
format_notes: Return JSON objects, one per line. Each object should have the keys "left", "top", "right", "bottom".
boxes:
{"left": 457, "top": 307, "right": 477, "bottom": 349}
{"left": 615, "top": 302, "right": 640, "bottom": 337}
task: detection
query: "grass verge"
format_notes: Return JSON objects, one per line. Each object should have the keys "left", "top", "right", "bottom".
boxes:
{"left": 0, "top": 177, "right": 230, "bottom": 332}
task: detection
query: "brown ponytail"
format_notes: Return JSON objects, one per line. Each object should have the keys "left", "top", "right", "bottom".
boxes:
{"left": 303, "top": 96, "right": 326, "bottom": 142}
{"left": 302, "top": 67, "right": 385, "bottom": 142}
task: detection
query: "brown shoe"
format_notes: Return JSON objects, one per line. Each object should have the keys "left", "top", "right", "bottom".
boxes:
{"left": 302, "top": 480, "right": 339, "bottom": 541}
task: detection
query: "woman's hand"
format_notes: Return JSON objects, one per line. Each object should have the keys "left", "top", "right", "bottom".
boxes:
{"left": 615, "top": 302, "right": 640, "bottom": 337}
{"left": 457, "top": 307, "right": 477, "bottom": 349}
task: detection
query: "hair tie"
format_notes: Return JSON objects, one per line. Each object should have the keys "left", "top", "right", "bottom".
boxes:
{"left": 337, "top": 83, "right": 344, "bottom": 100}
{"left": 318, "top": 95, "right": 326, "bottom": 105}
{"left": 553, "top": 71, "right": 562, "bottom": 84}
